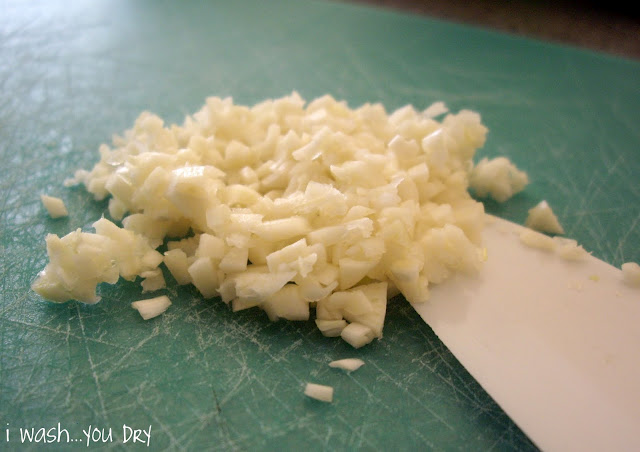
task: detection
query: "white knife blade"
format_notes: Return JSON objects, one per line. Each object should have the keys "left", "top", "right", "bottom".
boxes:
{"left": 412, "top": 215, "right": 640, "bottom": 452}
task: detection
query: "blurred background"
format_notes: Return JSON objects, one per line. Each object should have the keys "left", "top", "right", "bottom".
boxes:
{"left": 343, "top": 0, "right": 640, "bottom": 59}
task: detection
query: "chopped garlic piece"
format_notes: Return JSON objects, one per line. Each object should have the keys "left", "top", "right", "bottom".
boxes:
{"left": 140, "top": 268, "right": 166, "bottom": 293}
{"left": 304, "top": 383, "right": 333, "bottom": 403}
{"left": 469, "top": 157, "right": 529, "bottom": 202}
{"left": 329, "top": 358, "right": 365, "bottom": 372}
{"left": 131, "top": 295, "right": 172, "bottom": 320}
{"left": 340, "top": 322, "right": 376, "bottom": 348}
{"left": 423, "top": 101, "right": 448, "bottom": 118}
{"left": 526, "top": 200, "right": 564, "bottom": 234}
{"left": 315, "top": 319, "right": 348, "bottom": 337}
{"left": 31, "top": 219, "right": 162, "bottom": 303}
{"left": 519, "top": 229, "right": 556, "bottom": 251}
{"left": 40, "top": 194, "right": 68, "bottom": 218}
{"left": 553, "top": 237, "right": 589, "bottom": 261}
{"left": 622, "top": 262, "right": 640, "bottom": 286}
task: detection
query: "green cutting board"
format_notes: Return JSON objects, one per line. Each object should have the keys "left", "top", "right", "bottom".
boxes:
{"left": 1, "top": 0, "right": 638, "bottom": 450}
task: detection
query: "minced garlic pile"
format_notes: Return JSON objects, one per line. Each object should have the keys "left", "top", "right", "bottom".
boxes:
{"left": 33, "top": 92, "right": 495, "bottom": 347}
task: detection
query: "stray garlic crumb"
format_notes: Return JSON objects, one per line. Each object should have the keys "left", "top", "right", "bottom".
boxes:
{"left": 525, "top": 200, "right": 564, "bottom": 235}
{"left": 567, "top": 280, "right": 583, "bottom": 291}
{"left": 423, "top": 101, "right": 448, "bottom": 118}
{"left": 131, "top": 295, "right": 172, "bottom": 320}
{"left": 304, "top": 383, "right": 333, "bottom": 403}
{"left": 553, "top": 237, "right": 589, "bottom": 261}
{"left": 621, "top": 262, "right": 640, "bottom": 286}
{"left": 519, "top": 229, "right": 556, "bottom": 251}
{"left": 469, "top": 157, "right": 529, "bottom": 202}
{"left": 588, "top": 274, "right": 600, "bottom": 282}
{"left": 329, "top": 358, "right": 365, "bottom": 372}
{"left": 40, "top": 194, "right": 68, "bottom": 218}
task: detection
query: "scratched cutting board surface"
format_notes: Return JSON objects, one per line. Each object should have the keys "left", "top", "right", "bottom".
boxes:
{"left": 1, "top": 0, "right": 639, "bottom": 450}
